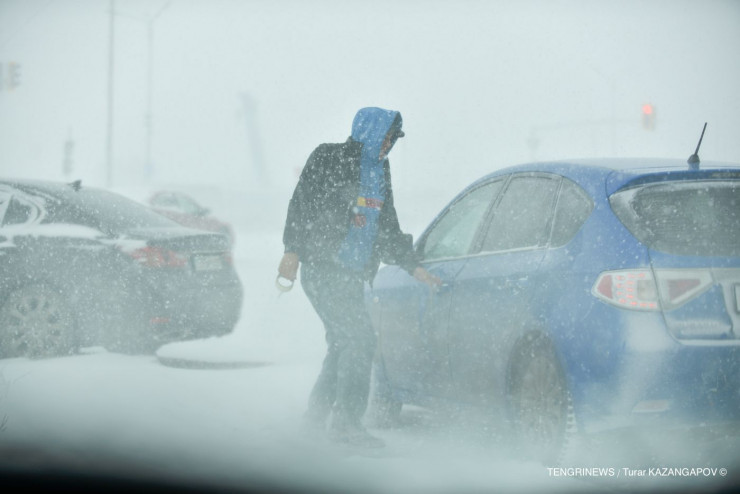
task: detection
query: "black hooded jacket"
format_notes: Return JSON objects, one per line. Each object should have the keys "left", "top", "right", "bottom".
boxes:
{"left": 282, "top": 138, "right": 419, "bottom": 281}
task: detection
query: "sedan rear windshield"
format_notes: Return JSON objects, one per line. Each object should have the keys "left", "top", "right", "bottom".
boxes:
{"left": 49, "top": 189, "right": 178, "bottom": 233}
{"left": 610, "top": 180, "right": 740, "bottom": 257}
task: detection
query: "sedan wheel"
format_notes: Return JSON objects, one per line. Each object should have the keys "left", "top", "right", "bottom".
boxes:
{"left": 508, "top": 335, "right": 572, "bottom": 463}
{"left": 0, "top": 284, "right": 76, "bottom": 358}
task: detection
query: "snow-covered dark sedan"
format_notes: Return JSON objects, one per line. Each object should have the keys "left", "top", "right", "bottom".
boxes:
{"left": 367, "top": 158, "right": 740, "bottom": 462}
{"left": 0, "top": 179, "right": 243, "bottom": 358}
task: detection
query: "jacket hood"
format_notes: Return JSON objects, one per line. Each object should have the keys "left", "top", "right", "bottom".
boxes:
{"left": 350, "top": 107, "right": 403, "bottom": 161}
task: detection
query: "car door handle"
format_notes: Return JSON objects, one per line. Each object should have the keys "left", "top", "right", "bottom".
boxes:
{"left": 505, "top": 277, "right": 529, "bottom": 286}
{"left": 433, "top": 282, "right": 452, "bottom": 295}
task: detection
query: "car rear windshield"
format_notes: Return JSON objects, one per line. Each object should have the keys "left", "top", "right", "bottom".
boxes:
{"left": 49, "top": 188, "right": 178, "bottom": 233}
{"left": 610, "top": 180, "right": 740, "bottom": 257}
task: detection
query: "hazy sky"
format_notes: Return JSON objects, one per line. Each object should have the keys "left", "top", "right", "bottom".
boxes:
{"left": 2, "top": 0, "right": 739, "bottom": 199}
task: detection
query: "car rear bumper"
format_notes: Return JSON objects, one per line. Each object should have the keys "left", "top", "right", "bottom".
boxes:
{"left": 149, "top": 275, "right": 243, "bottom": 341}
{"left": 573, "top": 333, "right": 740, "bottom": 433}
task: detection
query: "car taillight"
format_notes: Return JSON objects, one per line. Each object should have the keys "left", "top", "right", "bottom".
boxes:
{"left": 129, "top": 246, "right": 188, "bottom": 268}
{"left": 593, "top": 268, "right": 714, "bottom": 311}
{"left": 593, "top": 270, "right": 659, "bottom": 311}
{"left": 653, "top": 269, "right": 713, "bottom": 310}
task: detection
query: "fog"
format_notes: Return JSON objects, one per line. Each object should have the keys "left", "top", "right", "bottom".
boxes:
{"left": 3, "top": 1, "right": 740, "bottom": 201}
{"left": 2, "top": 0, "right": 740, "bottom": 492}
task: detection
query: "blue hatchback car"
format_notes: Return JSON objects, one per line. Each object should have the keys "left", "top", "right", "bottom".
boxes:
{"left": 367, "top": 158, "right": 740, "bottom": 460}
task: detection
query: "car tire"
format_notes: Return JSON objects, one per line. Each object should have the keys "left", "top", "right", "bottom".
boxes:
{"left": 367, "top": 358, "right": 403, "bottom": 428}
{"left": 507, "top": 334, "right": 573, "bottom": 464}
{"left": 0, "top": 284, "right": 77, "bottom": 359}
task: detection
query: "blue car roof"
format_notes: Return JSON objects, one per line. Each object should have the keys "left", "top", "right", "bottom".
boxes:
{"left": 473, "top": 158, "right": 740, "bottom": 198}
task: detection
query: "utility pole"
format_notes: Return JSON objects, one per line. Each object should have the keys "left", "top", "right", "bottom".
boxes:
{"left": 106, "top": 0, "right": 115, "bottom": 188}
{"left": 63, "top": 128, "right": 75, "bottom": 177}
{"left": 240, "top": 93, "right": 266, "bottom": 185}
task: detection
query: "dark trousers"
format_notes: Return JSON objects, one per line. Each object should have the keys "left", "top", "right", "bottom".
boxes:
{"left": 300, "top": 262, "right": 377, "bottom": 429}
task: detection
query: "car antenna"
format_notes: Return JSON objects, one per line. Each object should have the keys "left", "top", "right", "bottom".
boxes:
{"left": 687, "top": 122, "right": 707, "bottom": 171}
{"left": 68, "top": 179, "right": 82, "bottom": 191}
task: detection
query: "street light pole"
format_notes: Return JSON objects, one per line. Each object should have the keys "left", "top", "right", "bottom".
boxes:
{"left": 145, "top": 0, "right": 172, "bottom": 180}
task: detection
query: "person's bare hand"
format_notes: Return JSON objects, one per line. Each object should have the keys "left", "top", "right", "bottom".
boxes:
{"left": 278, "top": 252, "right": 300, "bottom": 281}
{"left": 413, "top": 266, "right": 442, "bottom": 288}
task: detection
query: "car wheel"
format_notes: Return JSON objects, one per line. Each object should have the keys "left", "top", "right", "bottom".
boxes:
{"left": 507, "top": 334, "right": 573, "bottom": 464}
{"left": 368, "top": 358, "right": 403, "bottom": 428}
{"left": 0, "top": 284, "right": 77, "bottom": 358}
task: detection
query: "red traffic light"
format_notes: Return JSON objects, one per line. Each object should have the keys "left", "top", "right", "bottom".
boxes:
{"left": 642, "top": 103, "right": 656, "bottom": 130}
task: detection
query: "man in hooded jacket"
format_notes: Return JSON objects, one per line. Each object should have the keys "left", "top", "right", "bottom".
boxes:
{"left": 278, "top": 107, "right": 439, "bottom": 448}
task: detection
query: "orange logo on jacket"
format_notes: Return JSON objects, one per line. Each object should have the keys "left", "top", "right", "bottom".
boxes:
{"left": 352, "top": 214, "right": 367, "bottom": 228}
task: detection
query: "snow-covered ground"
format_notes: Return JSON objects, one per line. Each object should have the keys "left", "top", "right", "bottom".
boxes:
{"left": 1, "top": 203, "right": 739, "bottom": 493}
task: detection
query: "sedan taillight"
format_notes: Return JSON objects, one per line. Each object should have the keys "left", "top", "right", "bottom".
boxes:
{"left": 593, "top": 268, "right": 713, "bottom": 311}
{"left": 129, "top": 246, "right": 188, "bottom": 268}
